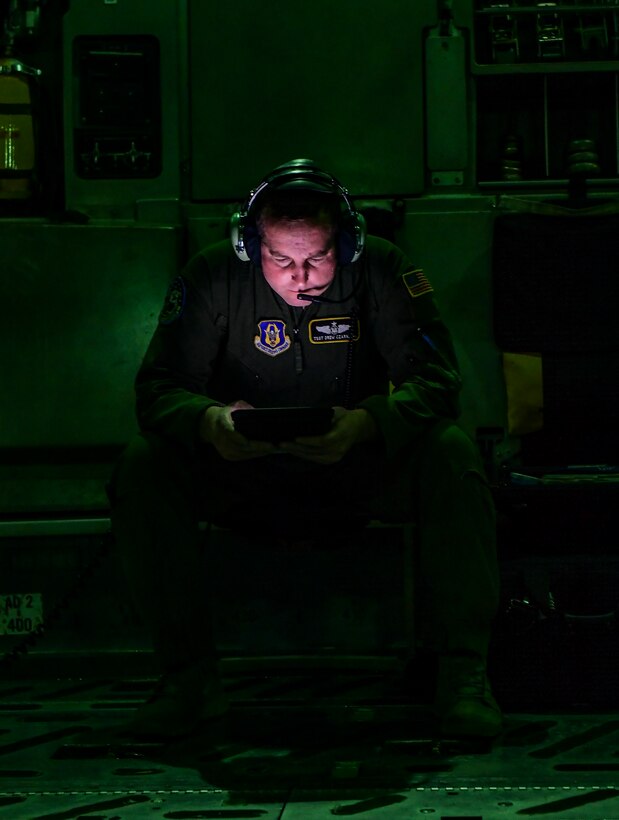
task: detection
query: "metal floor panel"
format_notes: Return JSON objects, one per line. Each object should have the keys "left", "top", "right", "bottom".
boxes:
{"left": 2, "top": 671, "right": 619, "bottom": 818}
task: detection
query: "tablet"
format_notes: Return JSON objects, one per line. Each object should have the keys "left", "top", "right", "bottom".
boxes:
{"left": 232, "top": 406, "right": 334, "bottom": 442}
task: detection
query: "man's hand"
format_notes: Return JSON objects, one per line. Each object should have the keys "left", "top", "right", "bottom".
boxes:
{"left": 199, "top": 400, "right": 278, "bottom": 461}
{"left": 278, "top": 407, "right": 377, "bottom": 464}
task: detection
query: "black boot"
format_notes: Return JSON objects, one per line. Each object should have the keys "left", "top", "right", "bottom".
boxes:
{"left": 126, "top": 659, "right": 229, "bottom": 738}
{"left": 434, "top": 652, "right": 502, "bottom": 739}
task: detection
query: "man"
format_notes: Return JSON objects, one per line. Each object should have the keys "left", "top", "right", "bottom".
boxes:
{"left": 110, "top": 158, "right": 501, "bottom": 740}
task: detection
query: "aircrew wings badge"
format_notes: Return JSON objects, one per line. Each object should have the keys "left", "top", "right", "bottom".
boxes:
{"left": 403, "top": 268, "right": 433, "bottom": 299}
{"left": 309, "top": 316, "right": 360, "bottom": 343}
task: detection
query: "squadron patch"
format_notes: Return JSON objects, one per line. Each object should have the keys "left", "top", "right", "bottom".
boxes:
{"left": 403, "top": 268, "right": 433, "bottom": 299}
{"left": 159, "top": 276, "right": 186, "bottom": 325}
{"left": 309, "top": 316, "right": 360, "bottom": 343}
{"left": 255, "top": 320, "right": 291, "bottom": 356}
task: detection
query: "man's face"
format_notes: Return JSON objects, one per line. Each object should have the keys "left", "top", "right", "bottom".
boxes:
{"left": 260, "top": 218, "right": 337, "bottom": 307}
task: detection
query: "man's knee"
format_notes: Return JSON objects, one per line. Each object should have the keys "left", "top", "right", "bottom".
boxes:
{"left": 419, "top": 421, "right": 486, "bottom": 481}
{"left": 108, "top": 432, "right": 191, "bottom": 504}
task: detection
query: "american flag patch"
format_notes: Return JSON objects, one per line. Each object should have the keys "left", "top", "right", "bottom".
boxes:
{"left": 403, "top": 269, "right": 433, "bottom": 299}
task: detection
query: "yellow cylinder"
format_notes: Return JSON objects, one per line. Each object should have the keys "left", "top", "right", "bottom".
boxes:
{"left": 0, "top": 59, "right": 36, "bottom": 200}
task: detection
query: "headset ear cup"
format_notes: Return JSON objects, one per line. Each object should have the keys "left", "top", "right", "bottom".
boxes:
{"left": 337, "top": 230, "right": 356, "bottom": 266}
{"left": 337, "top": 211, "right": 366, "bottom": 265}
{"left": 352, "top": 211, "right": 367, "bottom": 263}
{"left": 230, "top": 211, "right": 250, "bottom": 262}
{"left": 244, "top": 224, "right": 262, "bottom": 266}
{"left": 231, "top": 211, "right": 262, "bottom": 265}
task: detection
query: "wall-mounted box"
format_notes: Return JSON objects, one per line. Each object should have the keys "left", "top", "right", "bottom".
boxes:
{"left": 63, "top": 0, "right": 184, "bottom": 220}
{"left": 72, "top": 35, "right": 162, "bottom": 180}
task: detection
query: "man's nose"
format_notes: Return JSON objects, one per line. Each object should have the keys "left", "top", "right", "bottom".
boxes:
{"left": 292, "top": 264, "right": 309, "bottom": 281}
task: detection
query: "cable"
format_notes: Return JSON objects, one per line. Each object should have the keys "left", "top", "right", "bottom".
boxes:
{"left": 342, "top": 305, "right": 359, "bottom": 410}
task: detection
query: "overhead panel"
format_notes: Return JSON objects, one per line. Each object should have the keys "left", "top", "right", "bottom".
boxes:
{"left": 188, "top": 0, "right": 434, "bottom": 199}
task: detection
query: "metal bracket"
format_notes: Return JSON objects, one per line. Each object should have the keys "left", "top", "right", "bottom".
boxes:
{"left": 0, "top": 59, "right": 42, "bottom": 78}
{"left": 490, "top": 13, "right": 520, "bottom": 63}
{"left": 536, "top": 7, "right": 565, "bottom": 59}
{"left": 430, "top": 171, "right": 464, "bottom": 186}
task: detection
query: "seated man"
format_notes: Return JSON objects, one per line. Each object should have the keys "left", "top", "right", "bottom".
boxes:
{"left": 109, "top": 158, "right": 501, "bottom": 739}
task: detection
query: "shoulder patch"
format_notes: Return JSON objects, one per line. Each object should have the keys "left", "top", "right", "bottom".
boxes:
{"left": 159, "top": 276, "right": 186, "bottom": 325}
{"left": 402, "top": 268, "right": 433, "bottom": 299}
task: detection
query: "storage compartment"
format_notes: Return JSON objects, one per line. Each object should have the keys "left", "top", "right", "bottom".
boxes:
{"left": 476, "top": 74, "right": 546, "bottom": 182}
{"left": 468, "top": 0, "right": 619, "bottom": 187}
{"left": 476, "top": 71, "right": 619, "bottom": 184}
{"left": 72, "top": 35, "right": 161, "bottom": 179}
{"left": 473, "top": 1, "right": 619, "bottom": 66}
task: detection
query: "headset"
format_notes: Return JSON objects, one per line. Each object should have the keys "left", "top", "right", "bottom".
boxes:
{"left": 230, "top": 158, "right": 366, "bottom": 266}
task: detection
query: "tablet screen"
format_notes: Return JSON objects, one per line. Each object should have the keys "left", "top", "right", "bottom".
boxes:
{"left": 232, "top": 407, "right": 334, "bottom": 442}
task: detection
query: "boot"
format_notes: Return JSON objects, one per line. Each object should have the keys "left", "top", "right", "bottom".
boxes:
{"left": 125, "top": 659, "right": 229, "bottom": 738}
{"left": 434, "top": 652, "right": 502, "bottom": 738}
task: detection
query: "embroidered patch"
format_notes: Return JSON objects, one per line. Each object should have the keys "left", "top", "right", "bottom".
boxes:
{"left": 255, "top": 320, "right": 291, "bottom": 356}
{"left": 403, "top": 268, "right": 433, "bottom": 299}
{"left": 158, "top": 276, "right": 186, "bottom": 325}
{"left": 309, "top": 316, "right": 360, "bottom": 344}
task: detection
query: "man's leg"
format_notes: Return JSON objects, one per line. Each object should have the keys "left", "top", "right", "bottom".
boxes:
{"left": 378, "top": 420, "right": 501, "bottom": 737}
{"left": 109, "top": 432, "right": 227, "bottom": 735}
{"left": 411, "top": 421, "right": 499, "bottom": 661}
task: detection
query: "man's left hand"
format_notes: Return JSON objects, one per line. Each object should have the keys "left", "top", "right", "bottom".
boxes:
{"left": 278, "top": 407, "right": 377, "bottom": 464}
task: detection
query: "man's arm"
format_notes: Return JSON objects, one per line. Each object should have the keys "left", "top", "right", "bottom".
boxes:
{"left": 134, "top": 253, "right": 227, "bottom": 452}
{"left": 357, "top": 240, "right": 463, "bottom": 460}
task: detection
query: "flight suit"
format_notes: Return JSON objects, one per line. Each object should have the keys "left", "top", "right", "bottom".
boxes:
{"left": 110, "top": 236, "right": 499, "bottom": 672}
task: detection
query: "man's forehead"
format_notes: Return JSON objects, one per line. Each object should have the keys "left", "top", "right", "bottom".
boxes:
{"left": 262, "top": 222, "right": 335, "bottom": 252}
{"left": 263, "top": 219, "right": 334, "bottom": 237}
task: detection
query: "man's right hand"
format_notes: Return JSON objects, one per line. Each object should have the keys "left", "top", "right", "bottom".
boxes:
{"left": 199, "top": 400, "right": 278, "bottom": 461}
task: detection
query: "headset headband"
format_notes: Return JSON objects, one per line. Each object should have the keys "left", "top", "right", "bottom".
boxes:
{"left": 242, "top": 161, "right": 355, "bottom": 216}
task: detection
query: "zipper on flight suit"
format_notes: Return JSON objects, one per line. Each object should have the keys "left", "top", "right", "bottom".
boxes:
{"left": 289, "top": 306, "right": 306, "bottom": 375}
{"left": 293, "top": 326, "right": 303, "bottom": 374}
